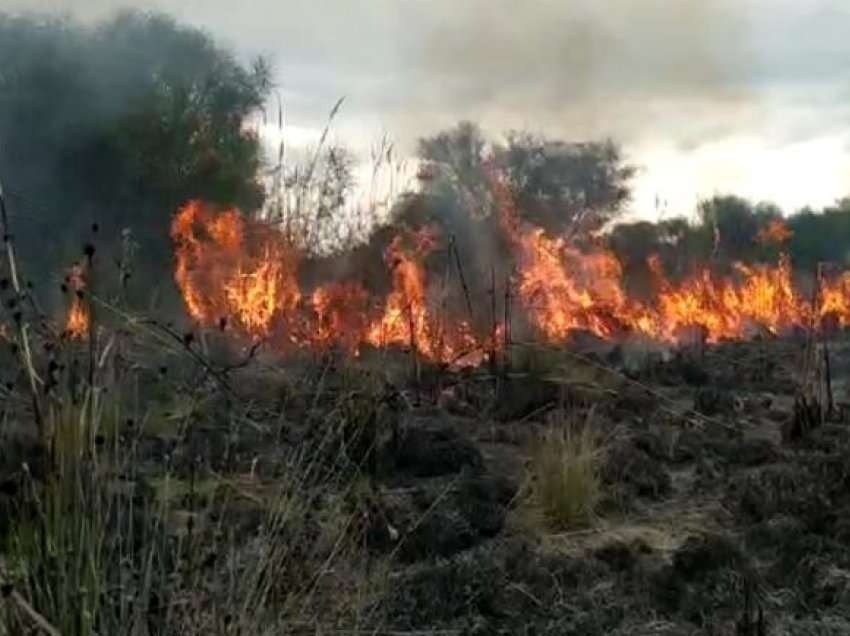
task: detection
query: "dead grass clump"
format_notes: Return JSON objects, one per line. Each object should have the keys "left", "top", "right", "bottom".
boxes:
{"left": 524, "top": 412, "right": 606, "bottom": 531}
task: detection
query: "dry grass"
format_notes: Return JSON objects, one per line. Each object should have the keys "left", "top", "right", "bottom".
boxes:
{"left": 523, "top": 411, "right": 606, "bottom": 531}
{"left": 0, "top": 182, "right": 395, "bottom": 634}
{"left": 1, "top": 357, "right": 388, "bottom": 635}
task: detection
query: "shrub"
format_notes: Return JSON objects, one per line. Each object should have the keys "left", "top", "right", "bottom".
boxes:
{"left": 526, "top": 412, "right": 605, "bottom": 531}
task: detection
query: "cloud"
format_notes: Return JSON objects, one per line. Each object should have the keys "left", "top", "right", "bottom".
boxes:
{"left": 3, "top": 0, "right": 850, "bottom": 212}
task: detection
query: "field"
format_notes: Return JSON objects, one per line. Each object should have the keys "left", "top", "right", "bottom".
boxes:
{"left": 4, "top": 7, "right": 850, "bottom": 636}
{"left": 1, "top": 291, "right": 849, "bottom": 636}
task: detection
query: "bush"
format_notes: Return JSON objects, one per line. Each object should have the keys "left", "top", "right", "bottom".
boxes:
{"left": 526, "top": 412, "right": 605, "bottom": 530}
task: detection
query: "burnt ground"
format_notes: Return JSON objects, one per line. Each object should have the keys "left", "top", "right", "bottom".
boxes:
{"left": 366, "top": 336, "right": 850, "bottom": 635}
{"left": 3, "top": 334, "right": 850, "bottom": 634}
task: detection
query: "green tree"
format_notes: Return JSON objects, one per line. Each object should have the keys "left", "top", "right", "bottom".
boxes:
{"left": 0, "top": 11, "right": 270, "bottom": 304}
{"left": 788, "top": 198, "right": 850, "bottom": 270}
{"left": 496, "top": 133, "right": 634, "bottom": 235}
{"left": 697, "top": 195, "right": 783, "bottom": 264}
{"left": 414, "top": 122, "right": 635, "bottom": 236}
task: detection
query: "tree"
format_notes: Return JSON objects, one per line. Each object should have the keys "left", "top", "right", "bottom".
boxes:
{"left": 415, "top": 121, "right": 494, "bottom": 222}
{"left": 414, "top": 123, "right": 635, "bottom": 237}
{"left": 697, "top": 196, "right": 783, "bottom": 263}
{"left": 608, "top": 221, "right": 660, "bottom": 268}
{"left": 496, "top": 133, "right": 634, "bottom": 235}
{"left": 0, "top": 11, "right": 270, "bottom": 304}
{"left": 607, "top": 220, "right": 663, "bottom": 298}
{"left": 788, "top": 198, "right": 850, "bottom": 270}
{"left": 656, "top": 217, "right": 714, "bottom": 276}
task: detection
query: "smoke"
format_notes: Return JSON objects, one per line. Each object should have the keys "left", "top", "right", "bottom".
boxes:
{"left": 4, "top": 1, "right": 850, "bottom": 331}
{"left": 5, "top": 1, "right": 850, "bottom": 216}
{"left": 8, "top": 1, "right": 849, "bottom": 140}
{"left": 413, "top": 2, "right": 749, "bottom": 108}
{"left": 0, "top": 9, "right": 268, "bottom": 314}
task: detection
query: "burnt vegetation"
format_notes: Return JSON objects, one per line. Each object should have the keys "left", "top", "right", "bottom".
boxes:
{"left": 0, "top": 9, "right": 850, "bottom": 636}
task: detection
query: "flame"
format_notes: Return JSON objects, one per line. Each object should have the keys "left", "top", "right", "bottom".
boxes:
{"left": 170, "top": 198, "right": 850, "bottom": 366}
{"left": 818, "top": 270, "right": 850, "bottom": 328}
{"left": 172, "top": 201, "right": 300, "bottom": 338}
{"left": 495, "top": 174, "right": 647, "bottom": 341}
{"left": 511, "top": 227, "right": 630, "bottom": 340}
{"left": 757, "top": 219, "right": 793, "bottom": 245}
{"left": 364, "top": 227, "right": 480, "bottom": 361}
{"left": 311, "top": 281, "right": 370, "bottom": 351}
{"left": 509, "top": 235, "right": 812, "bottom": 345}
{"left": 223, "top": 246, "right": 298, "bottom": 336}
{"left": 648, "top": 254, "right": 805, "bottom": 342}
{"left": 171, "top": 201, "right": 487, "bottom": 364}
{"left": 492, "top": 177, "right": 838, "bottom": 345}
{"left": 64, "top": 263, "right": 89, "bottom": 340}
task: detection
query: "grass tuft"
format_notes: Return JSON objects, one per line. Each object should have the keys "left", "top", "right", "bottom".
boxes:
{"left": 525, "top": 411, "right": 606, "bottom": 531}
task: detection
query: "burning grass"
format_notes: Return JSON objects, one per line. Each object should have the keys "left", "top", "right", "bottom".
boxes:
{"left": 169, "top": 199, "right": 850, "bottom": 373}
{"left": 5, "top": 160, "right": 850, "bottom": 635}
{"left": 172, "top": 200, "right": 488, "bottom": 365}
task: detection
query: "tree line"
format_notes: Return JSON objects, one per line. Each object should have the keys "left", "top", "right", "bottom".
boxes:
{"left": 1, "top": 10, "right": 848, "bottom": 316}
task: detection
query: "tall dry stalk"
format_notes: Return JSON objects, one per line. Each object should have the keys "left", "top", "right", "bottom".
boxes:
{"left": 0, "top": 178, "right": 43, "bottom": 438}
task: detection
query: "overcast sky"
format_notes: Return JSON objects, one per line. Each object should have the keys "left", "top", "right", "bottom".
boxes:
{"left": 4, "top": 0, "right": 850, "bottom": 220}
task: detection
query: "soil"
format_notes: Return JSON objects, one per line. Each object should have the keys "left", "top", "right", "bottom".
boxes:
{"left": 369, "top": 337, "right": 850, "bottom": 634}
{"left": 4, "top": 335, "right": 850, "bottom": 634}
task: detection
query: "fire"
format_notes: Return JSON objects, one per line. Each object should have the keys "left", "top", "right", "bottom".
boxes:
{"left": 171, "top": 201, "right": 488, "bottom": 364}
{"left": 223, "top": 247, "right": 298, "bottom": 336}
{"left": 491, "top": 177, "right": 836, "bottom": 345}
{"left": 495, "top": 174, "right": 650, "bottom": 342}
{"left": 649, "top": 254, "right": 805, "bottom": 342}
{"left": 818, "top": 270, "right": 850, "bottom": 328}
{"left": 311, "top": 281, "right": 369, "bottom": 351}
{"left": 65, "top": 302, "right": 89, "bottom": 340}
{"left": 168, "top": 198, "right": 850, "bottom": 366}
{"left": 365, "top": 229, "right": 436, "bottom": 353}
{"left": 64, "top": 263, "right": 89, "bottom": 340}
{"left": 171, "top": 201, "right": 300, "bottom": 338}
{"left": 757, "top": 219, "right": 793, "bottom": 245}
{"left": 511, "top": 227, "right": 630, "bottom": 340}
{"left": 364, "top": 227, "right": 479, "bottom": 361}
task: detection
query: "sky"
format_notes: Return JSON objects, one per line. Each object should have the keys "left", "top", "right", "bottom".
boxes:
{"left": 3, "top": 0, "right": 850, "bottom": 221}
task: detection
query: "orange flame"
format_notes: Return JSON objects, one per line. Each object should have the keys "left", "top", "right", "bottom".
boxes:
{"left": 171, "top": 201, "right": 487, "bottom": 364}
{"left": 64, "top": 263, "right": 89, "bottom": 340}
{"left": 311, "top": 281, "right": 369, "bottom": 351}
{"left": 364, "top": 227, "right": 480, "bottom": 361}
{"left": 757, "top": 219, "right": 793, "bottom": 245}
{"left": 491, "top": 175, "right": 842, "bottom": 345}
{"left": 648, "top": 254, "right": 805, "bottom": 342}
{"left": 494, "top": 173, "right": 646, "bottom": 341}
{"left": 512, "top": 227, "right": 630, "bottom": 340}
{"left": 170, "top": 198, "right": 850, "bottom": 365}
{"left": 818, "top": 270, "right": 850, "bottom": 328}
{"left": 172, "top": 201, "right": 300, "bottom": 339}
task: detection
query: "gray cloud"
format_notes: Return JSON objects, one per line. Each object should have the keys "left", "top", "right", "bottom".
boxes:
{"left": 3, "top": 0, "right": 850, "bottom": 209}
